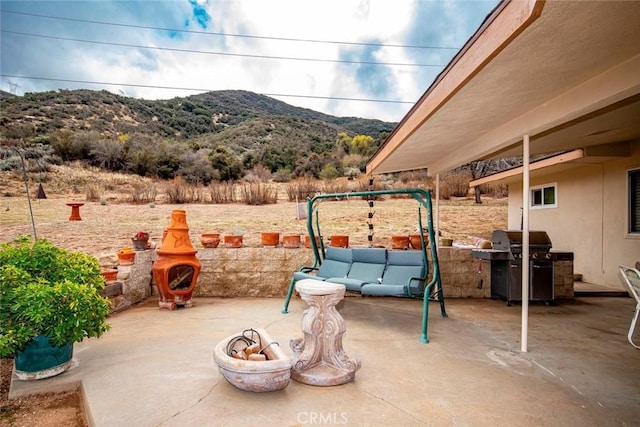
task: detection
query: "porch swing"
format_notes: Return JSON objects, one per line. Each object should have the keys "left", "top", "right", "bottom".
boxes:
{"left": 281, "top": 187, "right": 447, "bottom": 343}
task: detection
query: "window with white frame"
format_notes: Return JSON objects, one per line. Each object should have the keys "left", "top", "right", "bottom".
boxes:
{"left": 629, "top": 169, "right": 640, "bottom": 234}
{"left": 530, "top": 183, "right": 557, "bottom": 209}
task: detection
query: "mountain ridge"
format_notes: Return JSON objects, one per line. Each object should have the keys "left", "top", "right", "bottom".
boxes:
{"left": 0, "top": 88, "right": 397, "bottom": 181}
{"left": 0, "top": 88, "right": 396, "bottom": 141}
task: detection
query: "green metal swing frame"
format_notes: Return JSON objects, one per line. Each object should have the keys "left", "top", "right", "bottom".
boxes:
{"left": 281, "top": 188, "right": 447, "bottom": 343}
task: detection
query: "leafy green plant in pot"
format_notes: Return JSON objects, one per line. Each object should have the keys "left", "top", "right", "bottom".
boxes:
{"left": 0, "top": 236, "right": 111, "bottom": 380}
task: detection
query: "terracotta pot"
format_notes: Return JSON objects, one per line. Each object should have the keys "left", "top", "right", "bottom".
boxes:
{"left": 282, "top": 234, "right": 302, "bottom": 249}
{"left": 225, "top": 235, "right": 243, "bottom": 248}
{"left": 441, "top": 238, "right": 453, "bottom": 247}
{"left": 201, "top": 233, "right": 221, "bottom": 248}
{"left": 409, "top": 234, "right": 429, "bottom": 250}
{"left": 101, "top": 269, "right": 118, "bottom": 282}
{"left": 117, "top": 248, "right": 136, "bottom": 265}
{"left": 304, "top": 235, "right": 322, "bottom": 249}
{"left": 330, "top": 235, "right": 349, "bottom": 248}
{"left": 131, "top": 237, "right": 149, "bottom": 251}
{"left": 474, "top": 238, "right": 492, "bottom": 249}
{"left": 391, "top": 235, "right": 410, "bottom": 250}
{"left": 261, "top": 232, "right": 280, "bottom": 247}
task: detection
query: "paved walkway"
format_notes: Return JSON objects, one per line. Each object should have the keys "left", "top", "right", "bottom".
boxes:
{"left": 10, "top": 295, "right": 640, "bottom": 426}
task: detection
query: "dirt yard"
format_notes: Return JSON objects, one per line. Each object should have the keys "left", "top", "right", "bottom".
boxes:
{"left": 0, "top": 358, "right": 87, "bottom": 426}
{"left": 0, "top": 168, "right": 507, "bottom": 425}
{"left": 0, "top": 193, "right": 508, "bottom": 268}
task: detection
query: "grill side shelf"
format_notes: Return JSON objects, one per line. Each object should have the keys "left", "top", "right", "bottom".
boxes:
{"left": 471, "top": 249, "right": 511, "bottom": 260}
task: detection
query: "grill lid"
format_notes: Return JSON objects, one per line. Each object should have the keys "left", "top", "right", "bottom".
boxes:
{"left": 492, "top": 230, "right": 552, "bottom": 253}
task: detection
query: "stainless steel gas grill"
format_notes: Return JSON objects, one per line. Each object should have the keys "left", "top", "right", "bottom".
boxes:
{"left": 473, "top": 230, "right": 556, "bottom": 305}
{"left": 492, "top": 230, "right": 553, "bottom": 259}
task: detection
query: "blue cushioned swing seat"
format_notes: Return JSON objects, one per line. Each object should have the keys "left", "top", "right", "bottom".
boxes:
{"left": 280, "top": 187, "right": 447, "bottom": 344}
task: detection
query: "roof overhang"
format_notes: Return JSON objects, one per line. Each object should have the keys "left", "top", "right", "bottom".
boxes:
{"left": 367, "top": 0, "right": 640, "bottom": 176}
{"left": 469, "top": 141, "right": 632, "bottom": 187}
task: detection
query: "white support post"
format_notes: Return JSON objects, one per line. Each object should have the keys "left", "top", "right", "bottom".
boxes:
{"left": 521, "top": 135, "right": 530, "bottom": 353}
{"left": 435, "top": 174, "right": 440, "bottom": 244}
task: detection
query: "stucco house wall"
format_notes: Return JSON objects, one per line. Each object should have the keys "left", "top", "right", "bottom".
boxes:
{"left": 506, "top": 141, "right": 640, "bottom": 286}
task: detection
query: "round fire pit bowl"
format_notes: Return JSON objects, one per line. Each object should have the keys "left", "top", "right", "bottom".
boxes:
{"left": 213, "top": 328, "right": 291, "bottom": 392}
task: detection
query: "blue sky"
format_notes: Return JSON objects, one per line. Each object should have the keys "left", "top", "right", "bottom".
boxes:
{"left": 0, "top": 0, "right": 499, "bottom": 122}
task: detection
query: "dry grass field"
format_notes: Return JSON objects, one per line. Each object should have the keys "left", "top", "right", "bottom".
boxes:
{"left": 1, "top": 165, "right": 507, "bottom": 268}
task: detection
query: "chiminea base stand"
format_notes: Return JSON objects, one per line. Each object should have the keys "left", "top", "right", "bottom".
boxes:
{"left": 290, "top": 279, "right": 360, "bottom": 386}
{"left": 158, "top": 297, "right": 192, "bottom": 311}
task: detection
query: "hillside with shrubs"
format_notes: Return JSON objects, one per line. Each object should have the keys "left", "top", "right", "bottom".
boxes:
{"left": 0, "top": 88, "right": 512, "bottom": 206}
{"left": 0, "top": 89, "right": 396, "bottom": 183}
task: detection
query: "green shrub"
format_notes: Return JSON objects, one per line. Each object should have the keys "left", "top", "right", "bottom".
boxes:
{"left": 0, "top": 236, "right": 110, "bottom": 357}
{"left": 319, "top": 164, "right": 340, "bottom": 180}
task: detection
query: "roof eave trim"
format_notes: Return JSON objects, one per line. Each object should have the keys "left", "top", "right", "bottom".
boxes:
{"left": 469, "top": 149, "right": 584, "bottom": 187}
{"left": 366, "top": 0, "right": 546, "bottom": 175}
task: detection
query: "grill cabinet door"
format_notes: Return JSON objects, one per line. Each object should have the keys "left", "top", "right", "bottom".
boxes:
{"left": 508, "top": 260, "right": 523, "bottom": 301}
{"left": 530, "top": 260, "right": 554, "bottom": 301}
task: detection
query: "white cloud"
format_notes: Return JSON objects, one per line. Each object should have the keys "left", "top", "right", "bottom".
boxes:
{"left": 0, "top": 0, "right": 499, "bottom": 122}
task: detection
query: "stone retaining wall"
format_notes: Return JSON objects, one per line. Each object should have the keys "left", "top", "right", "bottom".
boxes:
{"left": 195, "top": 247, "right": 313, "bottom": 297}
{"left": 553, "top": 260, "right": 575, "bottom": 299}
{"left": 107, "top": 250, "right": 154, "bottom": 313}
{"left": 437, "top": 247, "right": 574, "bottom": 300}
{"left": 111, "top": 246, "right": 573, "bottom": 311}
{"left": 438, "top": 247, "right": 491, "bottom": 298}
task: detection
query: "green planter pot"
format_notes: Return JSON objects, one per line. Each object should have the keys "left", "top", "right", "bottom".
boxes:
{"left": 14, "top": 335, "right": 74, "bottom": 380}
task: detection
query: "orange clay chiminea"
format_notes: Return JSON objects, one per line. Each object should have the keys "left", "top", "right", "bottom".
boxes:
{"left": 152, "top": 210, "right": 201, "bottom": 310}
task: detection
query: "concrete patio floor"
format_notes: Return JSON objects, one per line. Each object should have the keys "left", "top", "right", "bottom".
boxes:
{"left": 9, "top": 295, "right": 640, "bottom": 426}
